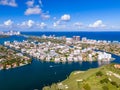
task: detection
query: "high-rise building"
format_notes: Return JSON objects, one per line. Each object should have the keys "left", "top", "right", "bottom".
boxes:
{"left": 72, "top": 36, "right": 80, "bottom": 41}
{"left": 72, "top": 36, "right": 76, "bottom": 41}
{"left": 76, "top": 36, "right": 80, "bottom": 41}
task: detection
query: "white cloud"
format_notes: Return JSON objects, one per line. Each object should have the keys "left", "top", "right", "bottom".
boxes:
{"left": 52, "top": 24, "right": 67, "bottom": 30}
{"left": 24, "top": 6, "right": 42, "bottom": 15}
{"left": 18, "top": 20, "right": 47, "bottom": 29}
{"left": 73, "top": 22, "right": 83, "bottom": 29}
{"left": 61, "top": 14, "right": 71, "bottom": 21}
{"left": 25, "top": 0, "right": 44, "bottom": 16}
{"left": 89, "top": 20, "right": 106, "bottom": 28}
{"left": 1, "top": 19, "right": 120, "bottom": 31}
{"left": 53, "top": 22, "right": 57, "bottom": 27}
{"left": 73, "top": 22, "right": 82, "bottom": 26}
{"left": 4, "top": 19, "right": 13, "bottom": 26}
{"left": 41, "top": 14, "right": 50, "bottom": 20}
{"left": 53, "top": 14, "right": 71, "bottom": 27}
{"left": 0, "top": 0, "right": 17, "bottom": 7}
{"left": 53, "top": 20, "right": 61, "bottom": 27}
{"left": 26, "top": 0, "right": 34, "bottom": 7}
{"left": 27, "top": 20, "right": 34, "bottom": 27}
{"left": 25, "top": 0, "right": 50, "bottom": 19}
{"left": 38, "top": 22, "right": 47, "bottom": 29}
{"left": 20, "top": 20, "right": 35, "bottom": 28}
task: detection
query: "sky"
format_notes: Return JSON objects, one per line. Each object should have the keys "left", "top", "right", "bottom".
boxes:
{"left": 0, "top": 0, "right": 120, "bottom": 31}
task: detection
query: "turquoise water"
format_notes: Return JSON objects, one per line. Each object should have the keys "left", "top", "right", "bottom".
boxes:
{"left": 0, "top": 32, "right": 120, "bottom": 90}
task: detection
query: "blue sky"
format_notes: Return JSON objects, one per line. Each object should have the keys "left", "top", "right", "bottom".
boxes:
{"left": 0, "top": 0, "right": 120, "bottom": 31}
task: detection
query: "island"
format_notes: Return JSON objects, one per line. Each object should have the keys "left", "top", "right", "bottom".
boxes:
{"left": 0, "top": 45, "right": 31, "bottom": 70}
{"left": 0, "top": 30, "right": 20, "bottom": 36}
{"left": 4, "top": 35, "right": 114, "bottom": 63}
{"left": 0, "top": 35, "right": 9, "bottom": 38}
{"left": 43, "top": 64, "right": 120, "bottom": 90}
{"left": 0, "top": 30, "right": 21, "bottom": 39}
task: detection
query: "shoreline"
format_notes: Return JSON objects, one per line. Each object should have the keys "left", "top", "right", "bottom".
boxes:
{"left": 43, "top": 63, "right": 120, "bottom": 90}
{"left": 0, "top": 33, "right": 118, "bottom": 89}
{"left": 1, "top": 34, "right": 119, "bottom": 69}
{"left": 0, "top": 45, "right": 32, "bottom": 70}
{"left": 0, "top": 62, "right": 31, "bottom": 70}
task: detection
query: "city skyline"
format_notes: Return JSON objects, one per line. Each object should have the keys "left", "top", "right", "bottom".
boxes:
{"left": 0, "top": 0, "right": 120, "bottom": 31}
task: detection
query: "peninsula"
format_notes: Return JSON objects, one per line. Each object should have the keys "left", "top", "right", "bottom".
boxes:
{"left": 43, "top": 64, "right": 120, "bottom": 90}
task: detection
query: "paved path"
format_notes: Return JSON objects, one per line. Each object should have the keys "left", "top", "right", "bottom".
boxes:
{"left": 107, "top": 71, "right": 120, "bottom": 79}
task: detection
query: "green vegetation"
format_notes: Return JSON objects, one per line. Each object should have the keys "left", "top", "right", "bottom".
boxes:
{"left": 77, "top": 42, "right": 120, "bottom": 56}
{"left": 102, "top": 86, "right": 109, "bottom": 90}
{"left": 43, "top": 64, "right": 120, "bottom": 90}
{"left": 96, "top": 71, "right": 103, "bottom": 77}
{"left": 100, "top": 78, "right": 109, "bottom": 84}
{"left": 83, "top": 83, "right": 91, "bottom": 90}
{"left": 0, "top": 45, "right": 31, "bottom": 70}
{"left": 96, "top": 44, "right": 120, "bottom": 56}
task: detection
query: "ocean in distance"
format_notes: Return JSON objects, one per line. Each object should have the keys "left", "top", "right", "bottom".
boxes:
{"left": 0, "top": 31, "right": 120, "bottom": 90}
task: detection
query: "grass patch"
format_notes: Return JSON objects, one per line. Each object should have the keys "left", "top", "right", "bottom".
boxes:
{"left": 43, "top": 64, "right": 120, "bottom": 90}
